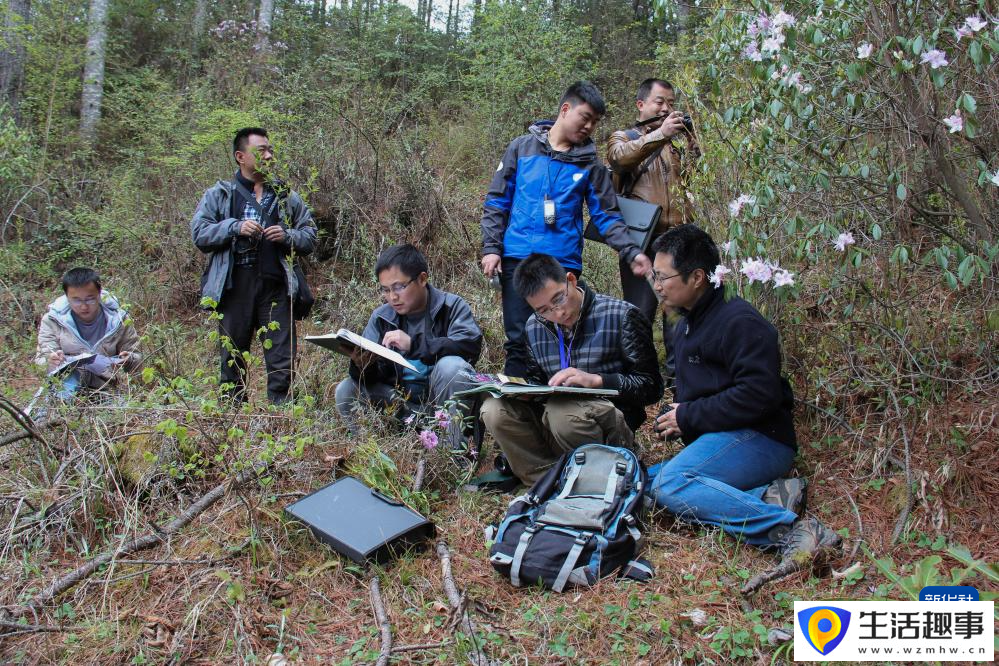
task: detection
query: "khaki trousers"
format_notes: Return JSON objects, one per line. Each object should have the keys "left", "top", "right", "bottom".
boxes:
{"left": 480, "top": 396, "right": 634, "bottom": 485}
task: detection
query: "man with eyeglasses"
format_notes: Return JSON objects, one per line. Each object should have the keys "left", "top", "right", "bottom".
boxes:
{"left": 607, "top": 79, "right": 700, "bottom": 327}
{"left": 34, "top": 267, "right": 142, "bottom": 398}
{"left": 480, "top": 81, "right": 652, "bottom": 379}
{"left": 335, "top": 244, "right": 483, "bottom": 452}
{"left": 478, "top": 253, "right": 662, "bottom": 485}
{"left": 645, "top": 225, "right": 840, "bottom": 578}
{"left": 191, "top": 127, "right": 317, "bottom": 404}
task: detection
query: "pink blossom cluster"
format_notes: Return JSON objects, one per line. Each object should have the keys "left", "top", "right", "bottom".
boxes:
{"left": 210, "top": 19, "right": 258, "bottom": 39}
{"left": 743, "top": 10, "right": 795, "bottom": 61}
{"left": 943, "top": 110, "right": 963, "bottom": 134}
{"left": 833, "top": 231, "right": 855, "bottom": 252}
{"left": 956, "top": 16, "right": 987, "bottom": 40}
{"left": 920, "top": 49, "right": 948, "bottom": 69}
{"left": 709, "top": 258, "right": 794, "bottom": 289}
{"left": 728, "top": 194, "right": 756, "bottom": 217}
{"left": 419, "top": 430, "right": 438, "bottom": 450}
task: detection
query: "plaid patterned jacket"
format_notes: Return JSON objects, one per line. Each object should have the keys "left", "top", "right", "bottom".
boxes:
{"left": 524, "top": 283, "right": 663, "bottom": 430}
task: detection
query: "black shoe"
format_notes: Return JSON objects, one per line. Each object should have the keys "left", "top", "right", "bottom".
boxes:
{"left": 763, "top": 477, "right": 808, "bottom": 516}
{"left": 776, "top": 516, "right": 842, "bottom": 566}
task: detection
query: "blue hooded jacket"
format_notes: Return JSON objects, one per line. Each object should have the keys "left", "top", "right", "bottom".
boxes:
{"left": 480, "top": 121, "right": 640, "bottom": 271}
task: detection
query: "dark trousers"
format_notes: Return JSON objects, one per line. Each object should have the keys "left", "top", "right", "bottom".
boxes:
{"left": 618, "top": 256, "right": 676, "bottom": 387}
{"left": 499, "top": 257, "right": 581, "bottom": 377}
{"left": 219, "top": 267, "right": 295, "bottom": 403}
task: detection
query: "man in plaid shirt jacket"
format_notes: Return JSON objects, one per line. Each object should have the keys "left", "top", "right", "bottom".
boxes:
{"left": 480, "top": 253, "right": 663, "bottom": 484}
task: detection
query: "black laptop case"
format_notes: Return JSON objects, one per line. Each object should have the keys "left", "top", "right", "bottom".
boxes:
{"left": 285, "top": 476, "right": 436, "bottom": 563}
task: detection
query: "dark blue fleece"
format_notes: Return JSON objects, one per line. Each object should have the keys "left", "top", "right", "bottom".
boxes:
{"left": 673, "top": 286, "right": 797, "bottom": 449}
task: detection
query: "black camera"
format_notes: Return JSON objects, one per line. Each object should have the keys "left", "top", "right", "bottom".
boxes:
{"left": 681, "top": 114, "right": 694, "bottom": 132}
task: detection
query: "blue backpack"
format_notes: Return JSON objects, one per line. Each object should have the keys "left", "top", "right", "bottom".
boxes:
{"left": 487, "top": 444, "right": 654, "bottom": 592}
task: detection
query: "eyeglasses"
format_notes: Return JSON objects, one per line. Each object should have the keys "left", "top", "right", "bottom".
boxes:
{"left": 535, "top": 284, "right": 570, "bottom": 319}
{"left": 69, "top": 297, "right": 99, "bottom": 307}
{"left": 377, "top": 278, "right": 416, "bottom": 297}
{"left": 651, "top": 271, "right": 685, "bottom": 286}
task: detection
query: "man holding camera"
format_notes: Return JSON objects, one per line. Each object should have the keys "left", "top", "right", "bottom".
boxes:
{"left": 607, "top": 78, "right": 701, "bottom": 327}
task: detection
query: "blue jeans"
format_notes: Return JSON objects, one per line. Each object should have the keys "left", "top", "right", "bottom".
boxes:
{"left": 56, "top": 371, "right": 82, "bottom": 400}
{"left": 647, "top": 429, "right": 797, "bottom": 546}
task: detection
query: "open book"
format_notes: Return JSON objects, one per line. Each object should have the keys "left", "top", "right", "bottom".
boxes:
{"left": 453, "top": 373, "right": 619, "bottom": 400}
{"left": 305, "top": 329, "right": 419, "bottom": 372}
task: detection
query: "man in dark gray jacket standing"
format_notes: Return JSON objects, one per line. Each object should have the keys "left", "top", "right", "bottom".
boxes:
{"left": 190, "top": 127, "right": 318, "bottom": 404}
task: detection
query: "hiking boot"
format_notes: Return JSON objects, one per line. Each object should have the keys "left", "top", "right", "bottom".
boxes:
{"left": 763, "top": 477, "right": 808, "bottom": 516}
{"left": 777, "top": 516, "right": 842, "bottom": 567}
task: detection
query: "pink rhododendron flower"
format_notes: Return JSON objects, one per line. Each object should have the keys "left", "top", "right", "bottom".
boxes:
{"left": 743, "top": 42, "right": 763, "bottom": 62}
{"left": 740, "top": 258, "right": 773, "bottom": 283}
{"left": 419, "top": 430, "right": 439, "bottom": 450}
{"left": 771, "top": 11, "right": 796, "bottom": 28}
{"left": 762, "top": 34, "right": 785, "bottom": 54}
{"left": 709, "top": 264, "right": 731, "bottom": 289}
{"left": 963, "top": 16, "right": 987, "bottom": 32}
{"left": 404, "top": 414, "right": 416, "bottom": 425}
{"left": 857, "top": 43, "right": 873, "bottom": 59}
{"left": 833, "top": 232, "right": 856, "bottom": 252}
{"left": 772, "top": 270, "right": 795, "bottom": 287}
{"left": 728, "top": 194, "right": 757, "bottom": 217}
{"left": 720, "top": 241, "right": 733, "bottom": 255}
{"left": 943, "top": 110, "right": 963, "bottom": 134}
{"left": 920, "top": 49, "right": 948, "bottom": 69}
{"left": 434, "top": 409, "right": 451, "bottom": 429}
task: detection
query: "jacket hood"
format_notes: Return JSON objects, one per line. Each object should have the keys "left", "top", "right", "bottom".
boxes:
{"left": 527, "top": 120, "right": 597, "bottom": 164}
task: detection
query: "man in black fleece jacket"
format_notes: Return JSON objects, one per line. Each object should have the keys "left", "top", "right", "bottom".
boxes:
{"left": 646, "top": 225, "right": 839, "bottom": 564}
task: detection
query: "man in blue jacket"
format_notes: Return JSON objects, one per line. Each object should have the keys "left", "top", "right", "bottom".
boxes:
{"left": 480, "top": 81, "right": 652, "bottom": 377}
{"left": 190, "top": 127, "right": 317, "bottom": 404}
{"left": 646, "top": 225, "right": 840, "bottom": 566}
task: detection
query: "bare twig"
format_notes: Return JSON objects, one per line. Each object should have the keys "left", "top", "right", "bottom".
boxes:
{"left": 3, "top": 467, "right": 263, "bottom": 619}
{"left": 435, "top": 540, "right": 489, "bottom": 666}
{"left": 369, "top": 576, "right": 393, "bottom": 666}
{"left": 392, "top": 640, "right": 453, "bottom": 653}
{"left": 888, "top": 391, "right": 914, "bottom": 544}
{"left": 0, "top": 618, "right": 83, "bottom": 637}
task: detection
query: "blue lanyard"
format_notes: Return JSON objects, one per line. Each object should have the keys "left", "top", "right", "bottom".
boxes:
{"left": 556, "top": 326, "right": 573, "bottom": 370}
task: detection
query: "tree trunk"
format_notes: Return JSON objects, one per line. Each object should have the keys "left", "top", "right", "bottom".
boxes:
{"left": 80, "top": 0, "right": 109, "bottom": 142}
{"left": 256, "top": 0, "right": 273, "bottom": 52}
{"left": 424, "top": 0, "right": 431, "bottom": 29}
{"left": 0, "top": 0, "right": 30, "bottom": 123}
{"left": 193, "top": 0, "right": 207, "bottom": 37}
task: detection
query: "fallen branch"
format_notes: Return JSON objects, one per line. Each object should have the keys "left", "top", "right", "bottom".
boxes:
{"left": 392, "top": 640, "right": 452, "bottom": 653}
{"left": 3, "top": 467, "right": 262, "bottom": 620}
{"left": 369, "top": 576, "right": 393, "bottom": 666}
{"left": 0, "top": 617, "right": 83, "bottom": 637}
{"left": 435, "top": 540, "right": 489, "bottom": 666}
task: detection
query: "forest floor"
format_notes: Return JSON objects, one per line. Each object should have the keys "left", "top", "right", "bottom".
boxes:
{"left": 0, "top": 267, "right": 996, "bottom": 665}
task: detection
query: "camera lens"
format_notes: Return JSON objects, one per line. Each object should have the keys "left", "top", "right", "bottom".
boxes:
{"left": 682, "top": 114, "right": 694, "bottom": 132}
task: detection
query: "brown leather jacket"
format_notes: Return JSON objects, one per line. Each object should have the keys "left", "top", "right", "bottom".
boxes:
{"left": 606, "top": 125, "right": 700, "bottom": 232}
